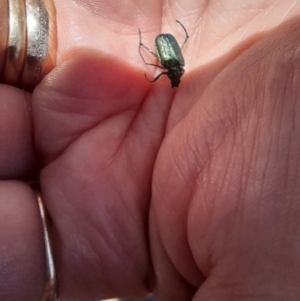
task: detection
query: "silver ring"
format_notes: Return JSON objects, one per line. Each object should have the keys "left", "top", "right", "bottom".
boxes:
{"left": 0, "top": 0, "right": 57, "bottom": 90}
{"left": 35, "top": 188, "right": 58, "bottom": 301}
{"left": 0, "top": 0, "right": 9, "bottom": 77}
{"left": 2, "top": 0, "right": 27, "bottom": 85}
{"left": 20, "top": 0, "right": 57, "bottom": 90}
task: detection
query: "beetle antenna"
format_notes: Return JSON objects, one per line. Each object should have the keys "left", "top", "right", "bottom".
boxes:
{"left": 176, "top": 20, "right": 189, "bottom": 50}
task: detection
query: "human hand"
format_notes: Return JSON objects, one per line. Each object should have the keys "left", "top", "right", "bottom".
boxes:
{"left": 1, "top": 0, "right": 300, "bottom": 300}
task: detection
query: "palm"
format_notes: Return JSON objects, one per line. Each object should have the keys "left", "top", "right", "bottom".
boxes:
{"left": 1, "top": 0, "right": 300, "bottom": 300}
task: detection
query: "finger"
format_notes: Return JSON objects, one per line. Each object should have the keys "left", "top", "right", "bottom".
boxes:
{"left": 151, "top": 16, "right": 300, "bottom": 300}
{"left": 0, "top": 181, "right": 45, "bottom": 301}
{"left": 150, "top": 210, "right": 200, "bottom": 301}
{"left": 39, "top": 144, "right": 154, "bottom": 300}
{"left": 0, "top": 85, "right": 38, "bottom": 179}
{"left": 32, "top": 49, "right": 172, "bottom": 163}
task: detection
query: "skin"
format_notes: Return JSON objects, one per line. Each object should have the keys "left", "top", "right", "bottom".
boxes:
{"left": 1, "top": 0, "right": 300, "bottom": 300}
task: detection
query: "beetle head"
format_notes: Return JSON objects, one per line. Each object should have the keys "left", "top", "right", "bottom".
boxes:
{"left": 168, "top": 66, "right": 185, "bottom": 88}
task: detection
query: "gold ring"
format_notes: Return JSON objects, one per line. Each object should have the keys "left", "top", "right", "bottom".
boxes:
{"left": 20, "top": 0, "right": 57, "bottom": 90}
{"left": 2, "top": 0, "right": 27, "bottom": 86}
{"left": 0, "top": 0, "right": 9, "bottom": 78}
{"left": 34, "top": 188, "right": 58, "bottom": 301}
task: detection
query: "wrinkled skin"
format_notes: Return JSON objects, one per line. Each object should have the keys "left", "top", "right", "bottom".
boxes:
{"left": 1, "top": 1, "right": 300, "bottom": 300}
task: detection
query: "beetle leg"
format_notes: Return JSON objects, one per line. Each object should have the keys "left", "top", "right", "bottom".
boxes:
{"left": 139, "top": 45, "right": 154, "bottom": 66}
{"left": 138, "top": 28, "right": 159, "bottom": 64}
{"left": 144, "top": 63, "right": 165, "bottom": 69}
{"left": 139, "top": 44, "right": 158, "bottom": 58}
{"left": 176, "top": 20, "right": 189, "bottom": 50}
{"left": 145, "top": 71, "right": 168, "bottom": 83}
{"left": 143, "top": 62, "right": 166, "bottom": 82}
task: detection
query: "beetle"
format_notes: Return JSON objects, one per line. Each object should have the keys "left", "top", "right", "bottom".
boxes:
{"left": 138, "top": 20, "right": 189, "bottom": 88}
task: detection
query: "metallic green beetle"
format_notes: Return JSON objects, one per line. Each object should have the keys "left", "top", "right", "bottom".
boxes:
{"left": 139, "top": 20, "right": 189, "bottom": 88}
